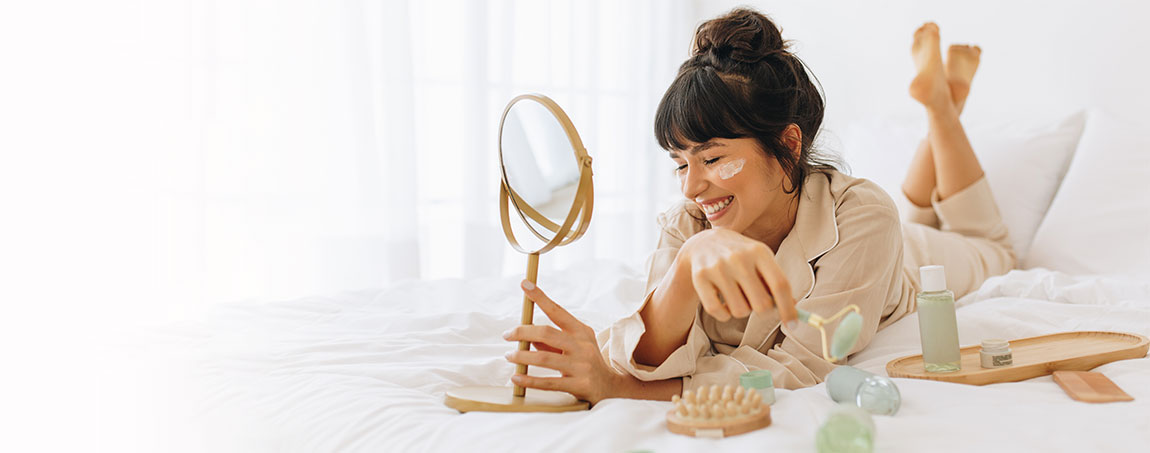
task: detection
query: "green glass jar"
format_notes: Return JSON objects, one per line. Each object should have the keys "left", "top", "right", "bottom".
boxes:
{"left": 739, "top": 370, "right": 775, "bottom": 405}
{"left": 816, "top": 403, "right": 875, "bottom": 453}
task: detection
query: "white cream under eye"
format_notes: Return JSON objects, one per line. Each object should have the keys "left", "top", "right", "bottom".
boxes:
{"left": 718, "top": 158, "right": 746, "bottom": 180}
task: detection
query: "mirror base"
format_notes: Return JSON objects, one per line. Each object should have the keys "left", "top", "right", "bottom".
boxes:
{"left": 444, "top": 385, "right": 590, "bottom": 413}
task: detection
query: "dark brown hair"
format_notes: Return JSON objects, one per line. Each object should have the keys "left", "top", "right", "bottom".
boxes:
{"left": 654, "top": 7, "right": 839, "bottom": 199}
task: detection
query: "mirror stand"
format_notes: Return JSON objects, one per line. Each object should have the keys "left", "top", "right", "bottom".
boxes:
{"left": 444, "top": 94, "right": 593, "bottom": 413}
{"left": 443, "top": 252, "right": 589, "bottom": 413}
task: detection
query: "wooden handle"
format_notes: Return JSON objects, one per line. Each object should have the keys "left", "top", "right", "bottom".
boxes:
{"left": 513, "top": 253, "right": 540, "bottom": 397}
{"left": 1053, "top": 371, "right": 1134, "bottom": 403}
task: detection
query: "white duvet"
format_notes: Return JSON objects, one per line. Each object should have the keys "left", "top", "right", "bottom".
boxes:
{"left": 116, "top": 261, "right": 1150, "bottom": 452}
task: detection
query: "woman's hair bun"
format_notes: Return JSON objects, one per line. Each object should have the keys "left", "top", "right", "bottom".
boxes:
{"left": 692, "top": 8, "right": 788, "bottom": 64}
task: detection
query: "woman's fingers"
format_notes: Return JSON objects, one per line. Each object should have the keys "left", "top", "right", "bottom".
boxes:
{"left": 532, "top": 342, "right": 562, "bottom": 354}
{"left": 521, "top": 280, "right": 588, "bottom": 335}
{"left": 510, "top": 374, "right": 574, "bottom": 393}
{"left": 735, "top": 265, "right": 772, "bottom": 313}
{"left": 505, "top": 350, "right": 571, "bottom": 374}
{"left": 507, "top": 281, "right": 624, "bottom": 404}
{"left": 712, "top": 273, "right": 751, "bottom": 318}
{"left": 692, "top": 272, "right": 731, "bottom": 321}
{"left": 755, "top": 252, "right": 797, "bottom": 327}
{"left": 503, "top": 325, "right": 574, "bottom": 352}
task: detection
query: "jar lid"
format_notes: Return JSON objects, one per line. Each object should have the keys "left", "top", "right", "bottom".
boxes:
{"left": 980, "top": 338, "right": 1010, "bottom": 352}
{"left": 740, "top": 370, "right": 773, "bottom": 389}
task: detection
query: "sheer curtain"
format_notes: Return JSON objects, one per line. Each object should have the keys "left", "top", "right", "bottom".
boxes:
{"left": 413, "top": 0, "right": 696, "bottom": 281}
{"left": 1, "top": 0, "right": 698, "bottom": 324}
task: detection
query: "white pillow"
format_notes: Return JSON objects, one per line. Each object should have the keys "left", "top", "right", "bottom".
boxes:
{"left": 967, "top": 111, "right": 1086, "bottom": 260}
{"left": 839, "top": 111, "right": 1086, "bottom": 261}
{"left": 1024, "top": 110, "right": 1150, "bottom": 278}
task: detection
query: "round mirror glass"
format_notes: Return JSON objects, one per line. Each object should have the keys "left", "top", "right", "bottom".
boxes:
{"left": 499, "top": 97, "right": 584, "bottom": 246}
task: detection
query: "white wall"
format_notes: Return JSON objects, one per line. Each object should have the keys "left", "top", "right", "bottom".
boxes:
{"left": 693, "top": 0, "right": 1150, "bottom": 141}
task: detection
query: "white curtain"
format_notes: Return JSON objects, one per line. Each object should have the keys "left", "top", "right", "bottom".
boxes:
{"left": 413, "top": 0, "right": 697, "bottom": 281}
{"left": 0, "top": 0, "right": 698, "bottom": 323}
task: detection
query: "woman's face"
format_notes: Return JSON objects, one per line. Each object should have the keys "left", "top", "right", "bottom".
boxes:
{"left": 670, "top": 137, "right": 796, "bottom": 243}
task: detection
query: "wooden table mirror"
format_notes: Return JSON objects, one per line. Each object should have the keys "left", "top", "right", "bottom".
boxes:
{"left": 444, "top": 94, "right": 593, "bottom": 413}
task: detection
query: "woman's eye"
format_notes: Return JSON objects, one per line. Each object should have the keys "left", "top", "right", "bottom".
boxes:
{"left": 673, "top": 157, "right": 719, "bottom": 175}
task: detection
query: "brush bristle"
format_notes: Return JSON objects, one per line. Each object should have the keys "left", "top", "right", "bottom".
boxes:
{"left": 672, "top": 385, "right": 766, "bottom": 421}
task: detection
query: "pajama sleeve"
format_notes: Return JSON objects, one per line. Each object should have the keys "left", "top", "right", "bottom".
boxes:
{"left": 597, "top": 181, "right": 912, "bottom": 392}
{"left": 597, "top": 203, "right": 714, "bottom": 381}
{"left": 684, "top": 199, "right": 908, "bottom": 390}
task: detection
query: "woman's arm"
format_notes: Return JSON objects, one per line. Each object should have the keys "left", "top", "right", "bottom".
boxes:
{"left": 633, "top": 253, "right": 699, "bottom": 366}
{"left": 611, "top": 373, "right": 683, "bottom": 401}
{"left": 633, "top": 229, "right": 798, "bottom": 368}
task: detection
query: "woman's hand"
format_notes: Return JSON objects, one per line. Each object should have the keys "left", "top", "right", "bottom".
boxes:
{"left": 502, "top": 280, "right": 624, "bottom": 405}
{"left": 679, "top": 229, "right": 797, "bottom": 325}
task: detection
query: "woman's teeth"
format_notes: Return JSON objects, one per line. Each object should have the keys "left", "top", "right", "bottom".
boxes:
{"left": 703, "top": 196, "right": 733, "bottom": 215}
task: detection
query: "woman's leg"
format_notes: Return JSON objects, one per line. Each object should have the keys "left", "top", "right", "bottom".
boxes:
{"left": 904, "top": 23, "right": 985, "bottom": 203}
{"left": 901, "top": 45, "right": 980, "bottom": 208}
{"left": 900, "top": 24, "right": 1015, "bottom": 295}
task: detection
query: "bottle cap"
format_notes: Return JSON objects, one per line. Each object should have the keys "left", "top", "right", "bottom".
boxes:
{"left": 740, "top": 370, "right": 773, "bottom": 389}
{"left": 919, "top": 265, "right": 947, "bottom": 292}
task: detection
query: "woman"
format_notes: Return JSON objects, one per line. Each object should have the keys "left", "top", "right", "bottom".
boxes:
{"left": 503, "top": 8, "right": 1013, "bottom": 403}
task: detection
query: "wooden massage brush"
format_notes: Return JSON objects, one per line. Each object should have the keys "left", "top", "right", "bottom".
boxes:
{"left": 666, "top": 384, "right": 772, "bottom": 438}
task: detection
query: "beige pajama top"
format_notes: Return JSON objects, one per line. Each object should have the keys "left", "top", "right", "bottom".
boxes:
{"left": 597, "top": 169, "right": 1014, "bottom": 391}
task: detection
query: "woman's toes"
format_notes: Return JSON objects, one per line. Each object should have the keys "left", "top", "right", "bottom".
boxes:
{"left": 909, "top": 22, "right": 948, "bottom": 107}
{"left": 947, "top": 44, "right": 981, "bottom": 62}
{"left": 945, "top": 44, "right": 982, "bottom": 84}
{"left": 915, "top": 22, "right": 939, "bottom": 40}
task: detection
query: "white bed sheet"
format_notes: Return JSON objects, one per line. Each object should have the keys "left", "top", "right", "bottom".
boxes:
{"left": 119, "top": 261, "right": 1150, "bottom": 452}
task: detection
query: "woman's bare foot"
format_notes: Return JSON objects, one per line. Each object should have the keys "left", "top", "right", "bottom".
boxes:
{"left": 908, "top": 23, "right": 952, "bottom": 110}
{"left": 946, "top": 44, "right": 981, "bottom": 114}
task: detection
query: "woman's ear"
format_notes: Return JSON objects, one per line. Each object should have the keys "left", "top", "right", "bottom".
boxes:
{"left": 783, "top": 124, "right": 802, "bottom": 158}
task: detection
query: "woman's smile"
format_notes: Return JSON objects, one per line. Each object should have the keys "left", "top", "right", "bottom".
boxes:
{"left": 701, "top": 195, "right": 734, "bottom": 220}
{"left": 670, "top": 136, "right": 803, "bottom": 251}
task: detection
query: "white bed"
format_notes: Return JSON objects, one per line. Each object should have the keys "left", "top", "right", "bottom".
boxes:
{"left": 122, "top": 263, "right": 1150, "bottom": 452}
{"left": 109, "top": 110, "right": 1150, "bottom": 452}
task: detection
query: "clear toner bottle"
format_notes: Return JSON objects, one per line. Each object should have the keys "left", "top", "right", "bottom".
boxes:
{"left": 916, "top": 265, "right": 961, "bottom": 372}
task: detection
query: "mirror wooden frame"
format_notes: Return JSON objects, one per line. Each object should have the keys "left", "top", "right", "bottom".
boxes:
{"left": 444, "top": 94, "right": 593, "bottom": 413}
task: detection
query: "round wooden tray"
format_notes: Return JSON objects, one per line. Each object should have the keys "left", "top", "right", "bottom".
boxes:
{"left": 886, "top": 331, "right": 1149, "bottom": 385}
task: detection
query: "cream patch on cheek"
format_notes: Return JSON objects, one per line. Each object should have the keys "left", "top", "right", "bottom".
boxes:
{"left": 718, "top": 158, "right": 746, "bottom": 180}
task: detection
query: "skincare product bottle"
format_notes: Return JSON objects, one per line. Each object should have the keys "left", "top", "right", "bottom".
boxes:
{"left": 816, "top": 403, "right": 875, "bottom": 453}
{"left": 916, "top": 265, "right": 961, "bottom": 372}
{"left": 826, "top": 366, "right": 901, "bottom": 416}
{"left": 979, "top": 339, "right": 1013, "bottom": 368}
{"left": 739, "top": 370, "right": 775, "bottom": 405}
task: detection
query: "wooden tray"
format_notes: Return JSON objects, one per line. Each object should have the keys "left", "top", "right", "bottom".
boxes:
{"left": 886, "top": 331, "right": 1149, "bottom": 385}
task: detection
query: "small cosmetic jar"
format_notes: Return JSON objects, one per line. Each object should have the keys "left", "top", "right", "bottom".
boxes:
{"left": 740, "top": 370, "right": 775, "bottom": 405}
{"left": 979, "top": 339, "right": 1013, "bottom": 368}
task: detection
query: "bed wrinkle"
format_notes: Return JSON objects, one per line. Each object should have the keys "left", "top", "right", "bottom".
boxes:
{"left": 135, "top": 262, "right": 1150, "bottom": 453}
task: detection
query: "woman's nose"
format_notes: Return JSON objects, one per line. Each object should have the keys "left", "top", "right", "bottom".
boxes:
{"left": 680, "top": 167, "right": 708, "bottom": 199}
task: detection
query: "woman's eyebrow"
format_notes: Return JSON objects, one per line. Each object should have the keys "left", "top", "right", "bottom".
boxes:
{"left": 668, "top": 141, "right": 725, "bottom": 158}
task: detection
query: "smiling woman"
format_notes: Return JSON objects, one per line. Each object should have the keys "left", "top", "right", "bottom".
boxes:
{"left": 668, "top": 137, "right": 800, "bottom": 251}
{"left": 504, "top": 6, "right": 1018, "bottom": 401}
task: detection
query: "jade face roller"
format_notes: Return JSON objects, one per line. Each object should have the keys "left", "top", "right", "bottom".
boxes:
{"left": 796, "top": 305, "right": 863, "bottom": 363}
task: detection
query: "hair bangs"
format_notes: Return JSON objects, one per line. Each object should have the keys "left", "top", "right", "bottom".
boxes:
{"left": 654, "top": 67, "right": 749, "bottom": 152}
